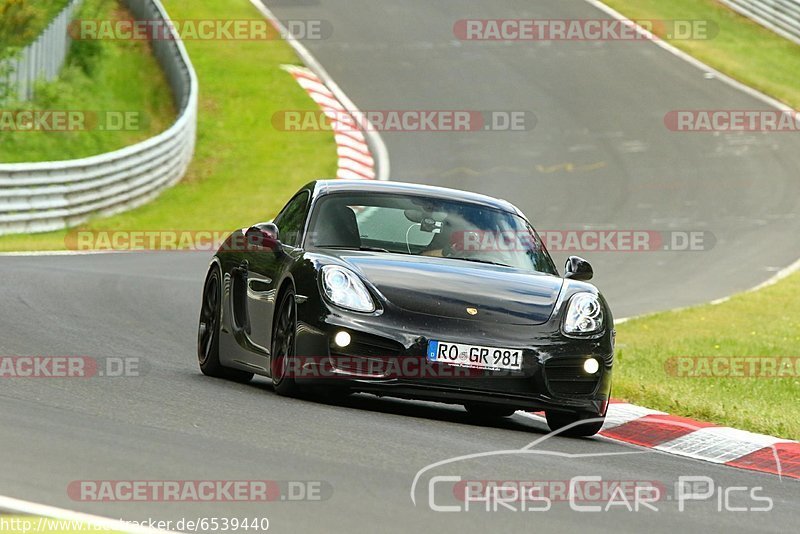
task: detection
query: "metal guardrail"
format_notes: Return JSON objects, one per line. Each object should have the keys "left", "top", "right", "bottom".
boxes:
{"left": 0, "top": 0, "right": 198, "bottom": 235}
{"left": 1, "top": 0, "right": 83, "bottom": 102}
{"left": 720, "top": 0, "right": 800, "bottom": 46}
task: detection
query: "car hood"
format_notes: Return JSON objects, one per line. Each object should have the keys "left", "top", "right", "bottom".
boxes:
{"left": 340, "top": 253, "right": 563, "bottom": 325}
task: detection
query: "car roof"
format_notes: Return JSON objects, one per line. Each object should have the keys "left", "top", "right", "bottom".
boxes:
{"left": 309, "top": 179, "right": 523, "bottom": 216}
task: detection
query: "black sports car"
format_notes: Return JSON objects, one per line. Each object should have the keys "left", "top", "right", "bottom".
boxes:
{"left": 198, "top": 180, "right": 614, "bottom": 436}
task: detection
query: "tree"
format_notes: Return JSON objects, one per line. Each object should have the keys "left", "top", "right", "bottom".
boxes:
{"left": 0, "top": 0, "right": 40, "bottom": 101}
{"left": 0, "top": 0, "right": 40, "bottom": 45}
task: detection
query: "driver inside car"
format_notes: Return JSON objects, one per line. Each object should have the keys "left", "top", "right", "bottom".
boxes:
{"left": 420, "top": 212, "right": 487, "bottom": 258}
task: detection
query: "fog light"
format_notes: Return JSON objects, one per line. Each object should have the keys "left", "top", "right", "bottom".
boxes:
{"left": 334, "top": 331, "right": 351, "bottom": 348}
{"left": 583, "top": 358, "right": 600, "bottom": 375}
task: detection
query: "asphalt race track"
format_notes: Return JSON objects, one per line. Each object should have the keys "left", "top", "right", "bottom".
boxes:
{"left": 1, "top": 0, "right": 799, "bottom": 532}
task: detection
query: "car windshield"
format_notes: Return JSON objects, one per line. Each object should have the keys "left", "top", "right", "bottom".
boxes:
{"left": 306, "top": 192, "right": 558, "bottom": 275}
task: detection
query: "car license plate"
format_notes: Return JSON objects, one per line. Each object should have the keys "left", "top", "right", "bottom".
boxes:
{"left": 427, "top": 340, "right": 522, "bottom": 371}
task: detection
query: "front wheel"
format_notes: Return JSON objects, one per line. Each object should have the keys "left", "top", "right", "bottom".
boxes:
{"left": 271, "top": 287, "right": 303, "bottom": 397}
{"left": 545, "top": 410, "right": 605, "bottom": 437}
{"left": 198, "top": 265, "right": 253, "bottom": 383}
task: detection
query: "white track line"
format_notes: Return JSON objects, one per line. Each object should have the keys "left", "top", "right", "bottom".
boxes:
{"left": 0, "top": 495, "right": 176, "bottom": 533}
{"left": 585, "top": 0, "right": 794, "bottom": 112}
{"left": 615, "top": 256, "right": 800, "bottom": 324}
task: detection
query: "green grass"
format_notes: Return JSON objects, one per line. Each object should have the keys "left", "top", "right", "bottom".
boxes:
{"left": 615, "top": 272, "right": 800, "bottom": 440}
{"left": 0, "top": 0, "right": 337, "bottom": 251}
{"left": 603, "top": 0, "right": 800, "bottom": 109}
{"left": 0, "top": 0, "right": 175, "bottom": 162}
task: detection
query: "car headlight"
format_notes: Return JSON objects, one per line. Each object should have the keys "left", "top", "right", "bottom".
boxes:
{"left": 563, "top": 292, "right": 604, "bottom": 335}
{"left": 321, "top": 265, "right": 375, "bottom": 313}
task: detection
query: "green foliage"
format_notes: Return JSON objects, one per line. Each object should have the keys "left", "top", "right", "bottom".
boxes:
{"left": 0, "top": 0, "right": 40, "bottom": 50}
{"left": 0, "top": 0, "right": 175, "bottom": 162}
{"left": 69, "top": 32, "right": 103, "bottom": 75}
{"left": 0, "top": 0, "right": 73, "bottom": 101}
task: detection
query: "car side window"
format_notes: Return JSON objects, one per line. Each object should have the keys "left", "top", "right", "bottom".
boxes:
{"left": 273, "top": 191, "right": 310, "bottom": 247}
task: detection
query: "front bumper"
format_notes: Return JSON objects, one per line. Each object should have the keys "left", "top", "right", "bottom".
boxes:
{"left": 293, "top": 299, "right": 613, "bottom": 416}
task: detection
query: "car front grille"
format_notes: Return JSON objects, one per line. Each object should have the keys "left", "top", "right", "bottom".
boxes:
{"left": 544, "top": 358, "right": 602, "bottom": 396}
{"left": 329, "top": 333, "right": 404, "bottom": 375}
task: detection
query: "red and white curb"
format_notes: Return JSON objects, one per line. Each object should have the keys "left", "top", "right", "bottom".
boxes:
{"left": 522, "top": 401, "right": 800, "bottom": 480}
{"left": 283, "top": 65, "right": 376, "bottom": 181}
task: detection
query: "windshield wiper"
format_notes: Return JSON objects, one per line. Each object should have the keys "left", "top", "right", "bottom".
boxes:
{"left": 450, "top": 257, "right": 514, "bottom": 268}
{"left": 318, "top": 245, "right": 392, "bottom": 253}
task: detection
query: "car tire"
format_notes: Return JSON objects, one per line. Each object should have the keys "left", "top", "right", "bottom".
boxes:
{"left": 464, "top": 403, "right": 517, "bottom": 418}
{"left": 545, "top": 410, "right": 605, "bottom": 437}
{"left": 198, "top": 265, "right": 254, "bottom": 383}
{"left": 271, "top": 287, "right": 303, "bottom": 397}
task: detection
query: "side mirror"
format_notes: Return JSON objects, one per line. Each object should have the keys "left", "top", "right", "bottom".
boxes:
{"left": 246, "top": 222, "right": 281, "bottom": 252}
{"left": 564, "top": 255, "right": 593, "bottom": 281}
